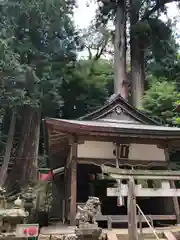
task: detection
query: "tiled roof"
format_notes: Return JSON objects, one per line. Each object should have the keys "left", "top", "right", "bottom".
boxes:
{"left": 46, "top": 118, "right": 180, "bottom": 137}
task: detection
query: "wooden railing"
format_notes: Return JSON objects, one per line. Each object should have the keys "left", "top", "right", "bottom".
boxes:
{"left": 76, "top": 203, "right": 176, "bottom": 231}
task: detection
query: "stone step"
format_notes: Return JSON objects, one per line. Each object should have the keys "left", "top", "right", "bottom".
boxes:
{"left": 141, "top": 233, "right": 165, "bottom": 239}
{"left": 117, "top": 233, "right": 164, "bottom": 239}
{"left": 143, "top": 239, "right": 166, "bottom": 240}
{"left": 164, "top": 231, "right": 180, "bottom": 240}
{"left": 171, "top": 231, "right": 180, "bottom": 240}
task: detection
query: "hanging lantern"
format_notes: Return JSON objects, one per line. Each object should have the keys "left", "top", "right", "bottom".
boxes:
{"left": 39, "top": 168, "right": 53, "bottom": 181}
{"left": 117, "top": 196, "right": 123, "bottom": 207}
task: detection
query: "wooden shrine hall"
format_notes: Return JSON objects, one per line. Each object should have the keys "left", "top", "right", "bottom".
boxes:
{"left": 43, "top": 94, "right": 180, "bottom": 227}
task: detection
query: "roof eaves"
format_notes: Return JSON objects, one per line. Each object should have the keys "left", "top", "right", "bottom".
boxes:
{"left": 45, "top": 118, "right": 180, "bottom": 138}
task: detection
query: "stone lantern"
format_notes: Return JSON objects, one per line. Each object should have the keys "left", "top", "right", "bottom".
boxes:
{"left": 0, "top": 187, "right": 7, "bottom": 233}
{"left": 0, "top": 187, "right": 7, "bottom": 208}
{"left": 21, "top": 187, "right": 36, "bottom": 216}
{"left": 2, "top": 197, "right": 29, "bottom": 232}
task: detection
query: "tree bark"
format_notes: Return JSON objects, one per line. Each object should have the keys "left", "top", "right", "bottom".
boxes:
{"left": 130, "top": 0, "right": 145, "bottom": 108}
{"left": 8, "top": 105, "right": 40, "bottom": 191}
{"left": 131, "top": 43, "right": 145, "bottom": 108}
{"left": 0, "top": 110, "right": 16, "bottom": 187}
{"left": 114, "top": 0, "right": 128, "bottom": 99}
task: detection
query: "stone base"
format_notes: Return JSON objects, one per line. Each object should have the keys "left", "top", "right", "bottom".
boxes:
{"left": 76, "top": 223, "right": 98, "bottom": 230}
{"left": 0, "top": 233, "right": 26, "bottom": 240}
{"left": 75, "top": 226, "right": 102, "bottom": 239}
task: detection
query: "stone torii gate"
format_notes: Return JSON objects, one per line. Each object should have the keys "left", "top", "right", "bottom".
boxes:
{"left": 101, "top": 165, "right": 180, "bottom": 240}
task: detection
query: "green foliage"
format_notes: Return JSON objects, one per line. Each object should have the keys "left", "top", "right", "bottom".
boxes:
{"left": 142, "top": 78, "right": 180, "bottom": 125}
{"left": 145, "top": 18, "right": 179, "bottom": 82}
{"left": 0, "top": 0, "right": 81, "bottom": 170}
{"left": 61, "top": 59, "right": 114, "bottom": 118}
{"left": 0, "top": 0, "right": 115, "bottom": 172}
{"left": 1, "top": 0, "right": 180, "bottom": 180}
{"left": 0, "top": 0, "right": 79, "bottom": 110}
{"left": 131, "top": 20, "right": 152, "bottom": 43}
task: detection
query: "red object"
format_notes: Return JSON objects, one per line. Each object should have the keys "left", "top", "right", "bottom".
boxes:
{"left": 29, "top": 227, "right": 38, "bottom": 236}
{"left": 23, "top": 227, "right": 37, "bottom": 236}
{"left": 88, "top": 174, "right": 95, "bottom": 181}
{"left": 40, "top": 171, "right": 53, "bottom": 181}
{"left": 117, "top": 197, "right": 122, "bottom": 207}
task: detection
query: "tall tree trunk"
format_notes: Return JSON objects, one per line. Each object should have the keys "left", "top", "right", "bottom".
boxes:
{"left": 131, "top": 43, "right": 145, "bottom": 108}
{"left": 114, "top": 0, "right": 128, "bottom": 99}
{"left": 130, "top": 0, "right": 145, "bottom": 108}
{"left": 8, "top": 106, "right": 40, "bottom": 191}
{"left": 0, "top": 110, "right": 16, "bottom": 187}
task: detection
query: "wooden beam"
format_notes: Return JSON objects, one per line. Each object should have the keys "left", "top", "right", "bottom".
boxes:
{"left": 128, "top": 177, "right": 138, "bottom": 240}
{"left": 107, "top": 187, "right": 180, "bottom": 197}
{"left": 77, "top": 158, "right": 169, "bottom": 167}
{"left": 70, "top": 138, "right": 77, "bottom": 226}
{"left": 95, "top": 214, "right": 176, "bottom": 222}
{"left": 115, "top": 143, "right": 124, "bottom": 206}
{"left": 79, "top": 135, "right": 169, "bottom": 145}
{"left": 64, "top": 166, "right": 68, "bottom": 222}
{"left": 99, "top": 215, "right": 176, "bottom": 221}
{"left": 102, "top": 165, "right": 180, "bottom": 177}
{"left": 109, "top": 173, "right": 180, "bottom": 180}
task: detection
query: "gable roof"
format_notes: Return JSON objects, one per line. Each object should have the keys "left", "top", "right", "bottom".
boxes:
{"left": 43, "top": 94, "right": 162, "bottom": 157}
{"left": 79, "top": 94, "right": 160, "bottom": 125}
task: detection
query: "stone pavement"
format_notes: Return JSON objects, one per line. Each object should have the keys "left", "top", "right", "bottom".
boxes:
{"left": 38, "top": 223, "right": 180, "bottom": 240}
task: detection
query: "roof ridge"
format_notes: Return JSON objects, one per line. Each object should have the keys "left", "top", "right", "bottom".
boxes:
{"left": 79, "top": 94, "right": 160, "bottom": 125}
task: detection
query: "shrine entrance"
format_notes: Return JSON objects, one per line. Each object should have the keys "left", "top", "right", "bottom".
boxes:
{"left": 76, "top": 164, "right": 175, "bottom": 227}
{"left": 102, "top": 165, "right": 180, "bottom": 228}
{"left": 77, "top": 164, "right": 127, "bottom": 215}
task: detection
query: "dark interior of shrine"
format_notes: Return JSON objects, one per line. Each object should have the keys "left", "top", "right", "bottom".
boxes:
{"left": 77, "top": 164, "right": 176, "bottom": 227}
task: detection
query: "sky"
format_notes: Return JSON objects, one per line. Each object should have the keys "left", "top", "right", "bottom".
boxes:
{"left": 73, "top": 1, "right": 180, "bottom": 58}
{"left": 74, "top": 1, "right": 180, "bottom": 29}
{"left": 74, "top": 1, "right": 97, "bottom": 30}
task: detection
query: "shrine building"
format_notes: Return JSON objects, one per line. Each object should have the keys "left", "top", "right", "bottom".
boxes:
{"left": 43, "top": 94, "right": 180, "bottom": 227}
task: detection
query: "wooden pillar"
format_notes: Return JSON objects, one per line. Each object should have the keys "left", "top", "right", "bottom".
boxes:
{"left": 128, "top": 177, "right": 138, "bottom": 240}
{"left": 70, "top": 138, "right": 77, "bottom": 226}
{"left": 164, "top": 149, "right": 180, "bottom": 223}
{"left": 64, "top": 165, "right": 70, "bottom": 223}
{"left": 115, "top": 143, "right": 124, "bottom": 206}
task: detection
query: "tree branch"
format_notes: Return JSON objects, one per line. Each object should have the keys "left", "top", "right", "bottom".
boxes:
{"left": 141, "top": 0, "right": 179, "bottom": 20}
{"left": 86, "top": 46, "right": 93, "bottom": 60}
{"left": 94, "top": 38, "right": 108, "bottom": 60}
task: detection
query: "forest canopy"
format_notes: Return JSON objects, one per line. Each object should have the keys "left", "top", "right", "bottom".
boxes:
{"left": 0, "top": 0, "right": 180, "bottom": 191}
